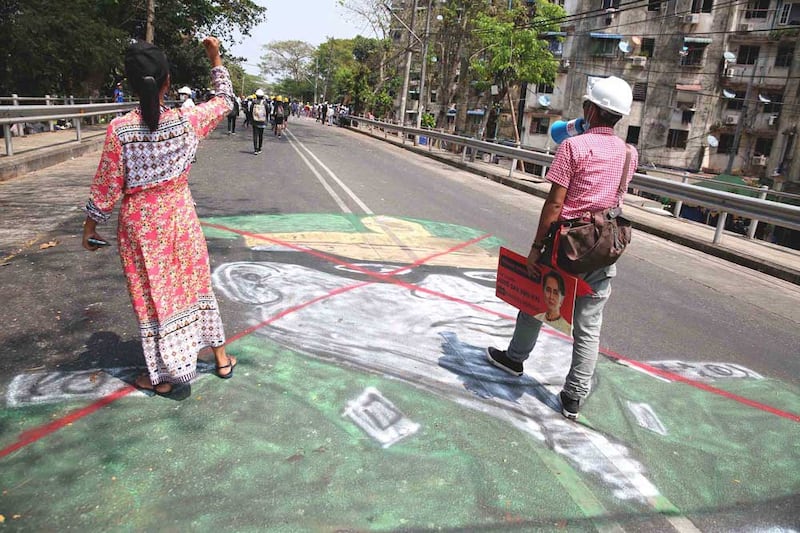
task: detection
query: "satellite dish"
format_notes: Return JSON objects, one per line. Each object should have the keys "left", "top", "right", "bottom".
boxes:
{"left": 723, "top": 51, "right": 736, "bottom": 62}
{"left": 618, "top": 40, "right": 631, "bottom": 53}
{"left": 758, "top": 94, "right": 771, "bottom": 103}
{"left": 631, "top": 36, "right": 642, "bottom": 46}
{"left": 723, "top": 89, "right": 736, "bottom": 98}
{"left": 538, "top": 95, "right": 551, "bottom": 107}
{"left": 707, "top": 135, "right": 719, "bottom": 147}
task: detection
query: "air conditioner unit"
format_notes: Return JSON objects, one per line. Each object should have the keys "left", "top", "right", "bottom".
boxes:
{"left": 724, "top": 115, "right": 739, "bottom": 125}
{"left": 768, "top": 114, "right": 778, "bottom": 126}
{"left": 725, "top": 67, "right": 737, "bottom": 78}
{"left": 751, "top": 154, "right": 767, "bottom": 166}
{"left": 631, "top": 56, "right": 647, "bottom": 67}
{"left": 737, "top": 23, "right": 753, "bottom": 32}
{"left": 683, "top": 13, "right": 700, "bottom": 24}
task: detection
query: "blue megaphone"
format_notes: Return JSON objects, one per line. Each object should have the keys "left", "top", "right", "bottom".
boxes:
{"left": 550, "top": 118, "right": 588, "bottom": 144}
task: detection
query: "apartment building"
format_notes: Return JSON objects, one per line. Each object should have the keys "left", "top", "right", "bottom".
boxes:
{"left": 521, "top": 0, "right": 799, "bottom": 188}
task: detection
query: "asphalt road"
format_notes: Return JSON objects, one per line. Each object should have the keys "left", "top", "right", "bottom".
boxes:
{"left": 0, "top": 116, "right": 798, "bottom": 532}
{"left": 188, "top": 118, "right": 800, "bottom": 385}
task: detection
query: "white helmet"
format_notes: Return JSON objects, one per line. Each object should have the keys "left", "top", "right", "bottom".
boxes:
{"left": 178, "top": 86, "right": 192, "bottom": 95}
{"left": 255, "top": 89, "right": 265, "bottom": 97}
{"left": 583, "top": 76, "right": 632, "bottom": 116}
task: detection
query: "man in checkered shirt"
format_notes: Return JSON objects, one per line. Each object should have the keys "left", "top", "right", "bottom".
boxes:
{"left": 488, "top": 76, "right": 638, "bottom": 420}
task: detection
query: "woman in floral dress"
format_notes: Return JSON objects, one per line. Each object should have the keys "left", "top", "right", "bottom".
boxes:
{"left": 82, "top": 37, "right": 236, "bottom": 394}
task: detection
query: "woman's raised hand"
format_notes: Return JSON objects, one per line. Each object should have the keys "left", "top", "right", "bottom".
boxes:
{"left": 202, "top": 37, "right": 222, "bottom": 67}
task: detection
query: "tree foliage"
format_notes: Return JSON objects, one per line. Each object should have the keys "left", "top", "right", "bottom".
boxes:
{"left": 1, "top": 0, "right": 266, "bottom": 97}
{"left": 258, "top": 40, "right": 315, "bottom": 82}
{"left": 470, "top": 0, "right": 564, "bottom": 91}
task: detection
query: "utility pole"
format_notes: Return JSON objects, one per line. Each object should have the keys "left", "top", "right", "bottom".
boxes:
{"left": 415, "top": 0, "right": 434, "bottom": 130}
{"left": 399, "top": 0, "right": 419, "bottom": 125}
{"left": 724, "top": 59, "right": 759, "bottom": 174}
{"left": 145, "top": 0, "right": 156, "bottom": 43}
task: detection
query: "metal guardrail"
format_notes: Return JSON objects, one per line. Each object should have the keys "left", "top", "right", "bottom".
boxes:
{"left": 0, "top": 102, "right": 138, "bottom": 156}
{"left": 350, "top": 116, "right": 800, "bottom": 243}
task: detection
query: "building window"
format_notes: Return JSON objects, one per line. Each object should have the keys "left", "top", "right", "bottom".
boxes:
{"left": 538, "top": 83, "right": 554, "bottom": 94}
{"left": 640, "top": 38, "right": 656, "bottom": 57}
{"left": 754, "top": 137, "right": 773, "bottom": 156}
{"left": 626, "top": 126, "right": 641, "bottom": 145}
{"left": 776, "top": 45, "right": 794, "bottom": 67}
{"left": 717, "top": 133, "right": 735, "bottom": 153}
{"left": 745, "top": 0, "right": 770, "bottom": 18}
{"left": 647, "top": 0, "right": 660, "bottom": 10}
{"left": 778, "top": 2, "right": 800, "bottom": 24}
{"left": 737, "top": 45, "right": 759, "bottom": 65}
{"left": 681, "top": 109, "right": 695, "bottom": 124}
{"left": 529, "top": 116, "right": 550, "bottom": 135}
{"left": 591, "top": 38, "right": 619, "bottom": 57}
{"left": 632, "top": 82, "right": 648, "bottom": 101}
{"left": 602, "top": 0, "right": 621, "bottom": 9}
{"left": 691, "top": 0, "right": 713, "bottom": 13}
{"left": 726, "top": 90, "right": 746, "bottom": 110}
{"left": 547, "top": 39, "right": 563, "bottom": 56}
{"left": 667, "top": 129, "right": 689, "bottom": 149}
{"left": 762, "top": 93, "right": 783, "bottom": 114}
{"left": 680, "top": 44, "right": 708, "bottom": 67}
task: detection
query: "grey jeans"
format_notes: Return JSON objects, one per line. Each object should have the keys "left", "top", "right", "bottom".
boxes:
{"left": 506, "top": 265, "right": 615, "bottom": 402}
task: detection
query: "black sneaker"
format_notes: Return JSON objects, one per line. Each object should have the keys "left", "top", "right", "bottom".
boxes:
{"left": 559, "top": 391, "right": 580, "bottom": 420}
{"left": 486, "top": 347, "right": 523, "bottom": 376}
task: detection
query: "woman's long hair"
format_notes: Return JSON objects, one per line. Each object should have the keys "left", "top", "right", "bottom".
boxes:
{"left": 135, "top": 76, "right": 163, "bottom": 132}
{"left": 124, "top": 41, "right": 169, "bottom": 132}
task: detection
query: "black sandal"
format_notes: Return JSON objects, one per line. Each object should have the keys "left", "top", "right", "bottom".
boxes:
{"left": 133, "top": 374, "right": 173, "bottom": 395}
{"left": 215, "top": 357, "right": 237, "bottom": 379}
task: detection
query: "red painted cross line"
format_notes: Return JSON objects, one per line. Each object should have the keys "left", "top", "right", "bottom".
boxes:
{"left": 2, "top": 221, "right": 797, "bottom": 460}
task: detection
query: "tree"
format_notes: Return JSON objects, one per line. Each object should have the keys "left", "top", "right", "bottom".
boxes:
{"left": 469, "top": 0, "right": 565, "bottom": 141}
{"left": 258, "top": 40, "right": 315, "bottom": 82}
{"left": 0, "top": 0, "right": 266, "bottom": 97}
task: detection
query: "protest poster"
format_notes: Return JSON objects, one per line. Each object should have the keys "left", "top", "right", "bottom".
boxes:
{"left": 495, "top": 247, "right": 581, "bottom": 337}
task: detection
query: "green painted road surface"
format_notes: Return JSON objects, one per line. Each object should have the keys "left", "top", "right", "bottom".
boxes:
{"left": 1, "top": 214, "right": 798, "bottom": 531}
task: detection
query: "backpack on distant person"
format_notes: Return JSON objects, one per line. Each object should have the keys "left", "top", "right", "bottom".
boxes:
{"left": 275, "top": 104, "right": 285, "bottom": 118}
{"left": 251, "top": 100, "right": 267, "bottom": 122}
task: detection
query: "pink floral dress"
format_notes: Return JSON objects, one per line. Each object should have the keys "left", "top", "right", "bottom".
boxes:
{"left": 85, "top": 66, "right": 234, "bottom": 385}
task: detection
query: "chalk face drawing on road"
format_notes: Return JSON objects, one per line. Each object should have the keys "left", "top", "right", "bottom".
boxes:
{"left": 343, "top": 387, "right": 420, "bottom": 448}
{"left": 646, "top": 360, "right": 763, "bottom": 382}
{"left": 6, "top": 362, "right": 218, "bottom": 407}
{"left": 6, "top": 368, "right": 138, "bottom": 407}
{"left": 207, "top": 214, "right": 663, "bottom": 503}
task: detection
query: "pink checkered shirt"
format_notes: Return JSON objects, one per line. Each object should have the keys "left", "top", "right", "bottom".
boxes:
{"left": 546, "top": 127, "right": 639, "bottom": 220}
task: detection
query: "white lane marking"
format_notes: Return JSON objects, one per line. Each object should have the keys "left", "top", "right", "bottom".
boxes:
{"left": 286, "top": 133, "right": 352, "bottom": 214}
{"left": 286, "top": 128, "right": 374, "bottom": 215}
{"left": 666, "top": 515, "right": 703, "bottom": 533}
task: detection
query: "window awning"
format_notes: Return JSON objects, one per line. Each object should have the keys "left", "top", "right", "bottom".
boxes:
{"left": 467, "top": 109, "right": 485, "bottom": 116}
{"left": 590, "top": 32, "right": 623, "bottom": 39}
{"left": 676, "top": 84, "right": 703, "bottom": 91}
{"left": 684, "top": 37, "right": 712, "bottom": 44}
{"left": 542, "top": 31, "right": 567, "bottom": 37}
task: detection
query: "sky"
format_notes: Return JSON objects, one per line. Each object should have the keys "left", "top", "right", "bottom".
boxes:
{"left": 229, "top": 0, "right": 377, "bottom": 75}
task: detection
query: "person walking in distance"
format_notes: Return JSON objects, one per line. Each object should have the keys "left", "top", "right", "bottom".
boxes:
{"left": 250, "top": 89, "right": 268, "bottom": 154}
{"left": 81, "top": 37, "right": 238, "bottom": 395}
{"left": 227, "top": 95, "right": 239, "bottom": 134}
{"left": 273, "top": 96, "right": 285, "bottom": 137}
{"left": 486, "top": 76, "right": 638, "bottom": 420}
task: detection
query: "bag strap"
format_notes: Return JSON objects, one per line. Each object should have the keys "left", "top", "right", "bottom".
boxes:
{"left": 616, "top": 144, "right": 633, "bottom": 207}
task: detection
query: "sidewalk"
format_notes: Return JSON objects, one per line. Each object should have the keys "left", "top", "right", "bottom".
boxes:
{"left": 349, "top": 126, "right": 800, "bottom": 285}
{"left": 0, "top": 124, "right": 107, "bottom": 181}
